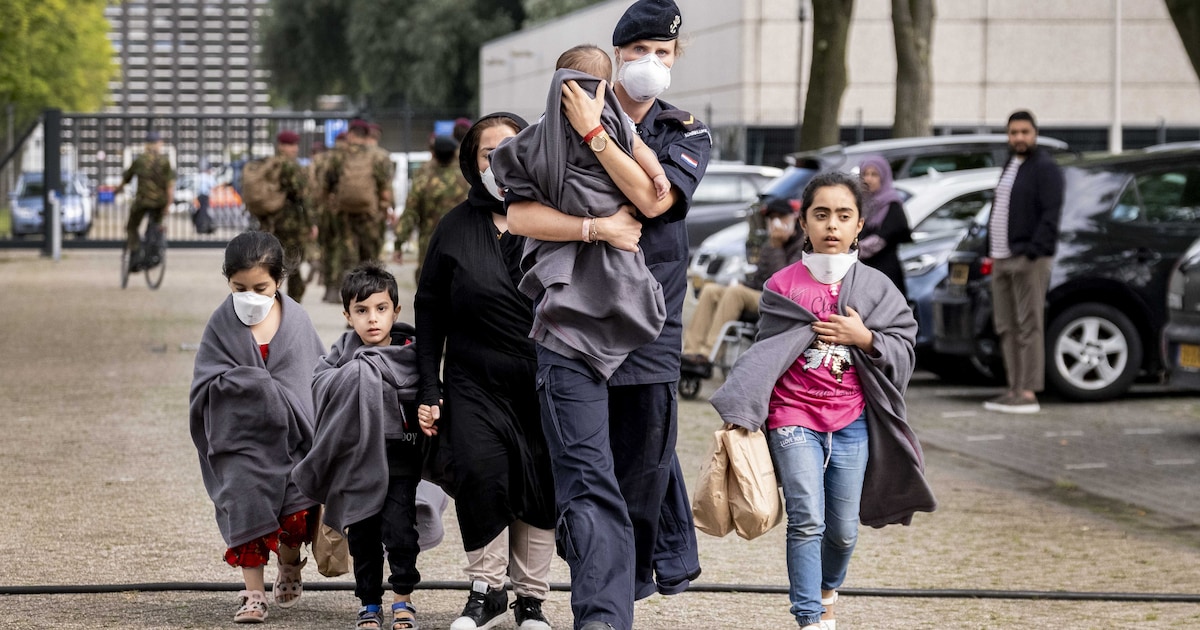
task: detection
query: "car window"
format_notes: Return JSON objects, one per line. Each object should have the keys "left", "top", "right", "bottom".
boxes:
{"left": 20, "top": 180, "right": 45, "bottom": 198}
{"left": 1113, "top": 169, "right": 1200, "bottom": 223}
{"left": 761, "top": 167, "right": 819, "bottom": 200}
{"left": 912, "top": 190, "right": 994, "bottom": 238}
{"left": 692, "top": 173, "right": 749, "bottom": 204}
{"left": 901, "top": 152, "right": 994, "bottom": 179}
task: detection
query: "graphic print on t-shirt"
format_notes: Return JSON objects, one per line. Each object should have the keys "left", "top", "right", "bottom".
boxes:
{"left": 765, "top": 263, "right": 866, "bottom": 433}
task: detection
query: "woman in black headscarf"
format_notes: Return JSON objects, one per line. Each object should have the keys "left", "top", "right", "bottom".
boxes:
{"left": 413, "top": 113, "right": 557, "bottom": 630}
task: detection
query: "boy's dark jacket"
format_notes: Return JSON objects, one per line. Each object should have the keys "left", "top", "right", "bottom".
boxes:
{"left": 292, "top": 322, "right": 420, "bottom": 533}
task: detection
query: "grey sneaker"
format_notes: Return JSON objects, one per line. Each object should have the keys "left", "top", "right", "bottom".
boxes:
{"left": 983, "top": 393, "right": 1040, "bottom": 414}
{"left": 450, "top": 580, "right": 508, "bottom": 630}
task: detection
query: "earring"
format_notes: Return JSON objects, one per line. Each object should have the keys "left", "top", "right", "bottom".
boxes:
{"left": 850, "top": 237, "right": 859, "bottom": 252}
{"left": 802, "top": 233, "right": 814, "bottom": 254}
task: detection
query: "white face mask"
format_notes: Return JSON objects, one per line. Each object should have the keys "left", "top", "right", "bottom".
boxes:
{"left": 231, "top": 291, "right": 276, "bottom": 326}
{"left": 617, "top": 53, "right": 672, "bottom": 102}
{"left": 480, "top": 167, "right": 505, "bottom": 202}
{"left": 801, "top": 250, "right": 859, "bottom": 285}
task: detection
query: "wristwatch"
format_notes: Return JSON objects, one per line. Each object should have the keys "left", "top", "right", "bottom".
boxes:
{"left": 588, "top": 131, "right": 609, "bottom": 153}
{"left": 583, "top": 125, "right": 608, "bottom": 153}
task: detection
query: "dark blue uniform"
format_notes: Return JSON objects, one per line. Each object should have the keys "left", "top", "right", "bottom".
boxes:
{"left": 533, "top": 98, "right": 711, "bottom": 630}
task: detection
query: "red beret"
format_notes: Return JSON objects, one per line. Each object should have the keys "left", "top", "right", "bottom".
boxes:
{"left": 349, "top": 119, "right": 371, "bottom": 133}
{"left": 276, "top": 130, "right": 300, "bottom": 145}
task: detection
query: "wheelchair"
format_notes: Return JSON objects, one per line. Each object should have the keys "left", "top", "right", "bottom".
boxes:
{"left": 678, "top": 311, "right": 759, "bottom": 400}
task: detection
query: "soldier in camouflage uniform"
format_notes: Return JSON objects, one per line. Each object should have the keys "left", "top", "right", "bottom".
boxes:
{"left": 322, "top": 120, "right": 393, "bottom": 283}
{"left": 116, "top": 131, "right": 175, "bottom": 268}
{"left": 396, "top": 135, "right": 468, "bottom": 283}
{"left": 313, "top": 132, "right": 348, "bottom": 303}
{"left": 366, "top": 122, "right": 396, "bottom": 259}
{"left": 256, "top": 130, "right": 313, "bottom": 302}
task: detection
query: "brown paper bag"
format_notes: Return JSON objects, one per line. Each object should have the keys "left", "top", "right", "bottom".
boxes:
{"left": 691, "top": 430, "right": 733, "bottom": 537}
{"left": 723, "top": 427, "right": 783, "bottom": 540}
{"left": 312, "top": 506, "right": 351, "bottom": 577}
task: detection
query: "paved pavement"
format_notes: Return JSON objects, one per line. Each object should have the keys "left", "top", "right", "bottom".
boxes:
{"left": 906, "top": 378, "right": 1200, "bottom": 529}
{"left": 1, "top": 248, "right": 1199, "bottom": 629}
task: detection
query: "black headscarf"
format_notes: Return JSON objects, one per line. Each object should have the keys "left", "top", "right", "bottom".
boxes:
{"left": 458, "top": 112, "right": 529, "bottom": 215}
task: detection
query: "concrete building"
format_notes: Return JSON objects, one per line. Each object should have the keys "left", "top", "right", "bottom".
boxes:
{"left": 480, "top": 0, "right": 1200, "bottom": 165}
{"left": 104, "top": 0, "right": 271, "bottom": 115}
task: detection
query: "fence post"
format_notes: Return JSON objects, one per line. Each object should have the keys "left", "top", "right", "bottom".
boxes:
{"left": 42, "top": 108, "right": 62, "bottom": 258}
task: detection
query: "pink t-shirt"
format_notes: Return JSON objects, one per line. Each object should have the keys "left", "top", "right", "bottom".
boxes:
{"left": 764, "top": 262, "right": 866, "bottom": 432}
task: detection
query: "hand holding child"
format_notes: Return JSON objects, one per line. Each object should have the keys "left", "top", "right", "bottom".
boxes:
{"left": 417, "top": 401, "right": 441, "bottom": 437}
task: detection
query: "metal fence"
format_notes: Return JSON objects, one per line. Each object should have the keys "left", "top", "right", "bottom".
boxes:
{"left": 1, "top": 110, "right": 364, "bottom": 248}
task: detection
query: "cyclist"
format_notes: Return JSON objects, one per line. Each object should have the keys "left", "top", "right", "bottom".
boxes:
{"left": 116, "top": 131, "right": 175, "bottom": 271}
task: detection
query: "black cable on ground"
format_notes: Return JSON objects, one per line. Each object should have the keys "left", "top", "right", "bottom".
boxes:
{"left": 2, "top": 581, "right": 1199, "bottom": 603}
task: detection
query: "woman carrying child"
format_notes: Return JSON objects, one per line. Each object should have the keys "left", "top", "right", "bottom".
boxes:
{"left": 711, "top": 172, "right": 936, "bottom": 630}
{"left": 292, "top": 262, "right": 427, "bottom": 630}
{"left": 189, "top": 230, "right": 324, "bottom": 624}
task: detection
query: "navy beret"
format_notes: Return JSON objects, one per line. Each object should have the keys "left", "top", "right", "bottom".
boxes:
{"left": 612, "top": 0, "right": 682, "bottom": 47}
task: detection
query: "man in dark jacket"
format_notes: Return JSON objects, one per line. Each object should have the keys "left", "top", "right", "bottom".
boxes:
{"left": 984, "top": 110, "right": 1064, "bottom": 414}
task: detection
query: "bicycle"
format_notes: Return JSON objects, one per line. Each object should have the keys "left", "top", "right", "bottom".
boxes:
{"left": 120, "top": 220, "right": 167, "bottom": 290}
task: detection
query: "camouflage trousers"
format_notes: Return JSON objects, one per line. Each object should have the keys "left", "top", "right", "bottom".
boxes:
{"left": 276, "top": 230, "right": 310, "bottom": 303}
{"left": 324, "top": 210, "right": 384, "bottom": 291}
{"left": 126, "top": 203, "right": 167, "bottom": 253}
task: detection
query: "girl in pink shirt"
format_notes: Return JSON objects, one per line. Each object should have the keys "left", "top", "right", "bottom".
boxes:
{"left": 764, "top": 171, "right": 879, "bottom": 630}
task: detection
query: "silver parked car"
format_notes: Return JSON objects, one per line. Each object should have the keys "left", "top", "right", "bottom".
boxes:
{"left": 9, "top": 171, "right": 94, "bottom": 239}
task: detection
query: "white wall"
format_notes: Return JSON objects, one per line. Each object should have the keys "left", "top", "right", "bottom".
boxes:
{"left": 479, "top": 0, "right": 1200, "bottom": 131}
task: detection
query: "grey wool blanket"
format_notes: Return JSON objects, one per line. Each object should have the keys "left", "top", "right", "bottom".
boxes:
{"left": 189, "top": 293, "right": 324, "bottom": 548}
{"left": 291, "top": 323, "right": 421, "bottom": 534}
{"left": 490, "top": 68, "right": 666, "bottom": 380}
{"left": 710, "top": 263, "right": 937, "bottom": 527}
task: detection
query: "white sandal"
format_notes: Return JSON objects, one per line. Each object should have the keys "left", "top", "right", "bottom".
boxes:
{"left": 234, "top": 589, "right": 268, "bottom": 624}
{"left": 273, "top": 556, "right": 307, "bottom": 608}
{"left": 820, "top": 590, "right": 838, "bottom": 630}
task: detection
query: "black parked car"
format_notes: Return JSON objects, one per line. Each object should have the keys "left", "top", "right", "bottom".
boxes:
{"left": 1162, "top": 236, "right": 1200, "bottom": 389}
{"left": 932, "top": 148, "right": 1200, "bottom": 401}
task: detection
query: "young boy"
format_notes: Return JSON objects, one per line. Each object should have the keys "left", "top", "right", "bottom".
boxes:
{"left": 291, "top": 262, "right": 429, "bottom": 630}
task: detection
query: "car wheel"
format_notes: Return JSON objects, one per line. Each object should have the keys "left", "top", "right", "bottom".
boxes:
{"left": 1046, "top": 303, "right": 1142, "bottom": 401}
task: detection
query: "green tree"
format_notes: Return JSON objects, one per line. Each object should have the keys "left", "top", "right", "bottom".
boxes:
{"left": 261, "top": 0, "right": 596, "bottom": 112}
{"left": 346, "top": 0, "right": 520, "bottom": 111}
{"left": 0, "top": 0, "right": 115, "bottom": 130}
{"left": 260, "top": 0, "right": 356, "bottom": 109}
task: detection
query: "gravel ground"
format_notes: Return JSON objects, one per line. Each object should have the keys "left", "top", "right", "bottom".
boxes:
{"left": 1, "top": 248, "right": 1198, "bottom": 629}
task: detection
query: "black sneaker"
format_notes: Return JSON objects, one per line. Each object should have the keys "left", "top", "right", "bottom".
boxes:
{"left": 511, "top": 595, "right": 551, "bottom": 629}
{"left": 450, "top": 580, "right": 508, "bottom": 630}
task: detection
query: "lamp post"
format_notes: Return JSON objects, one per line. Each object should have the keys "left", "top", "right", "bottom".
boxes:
{"left": 795, "top": 0, "right": 809, "bottom": 152}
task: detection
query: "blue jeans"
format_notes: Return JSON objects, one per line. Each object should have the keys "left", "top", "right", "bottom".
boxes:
{"left": 768, "top": 413, "right": 869, "bottom": 627}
